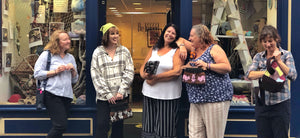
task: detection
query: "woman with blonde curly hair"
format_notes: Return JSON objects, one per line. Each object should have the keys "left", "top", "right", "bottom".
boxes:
{"left": 34, "top": 30, "right": 78, "bottom": 138}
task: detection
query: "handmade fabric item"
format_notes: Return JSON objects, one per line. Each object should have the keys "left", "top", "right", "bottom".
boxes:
{"left": 109, "top": 97, "right": 133, "bottom": 123}
{"left": 261, "top": 56, "right": 286, "bottom": 93}
{"left": 71, "top": 0, "right": 85, "bottom": 12}
{"left": 8, "top": 94, "right": 22, "bottom": 103}
{"left": 36, "top": 50, "right": 51, "bottom": 110}
{"left": 182, "top": 67, "right": 206, "bottom": 84}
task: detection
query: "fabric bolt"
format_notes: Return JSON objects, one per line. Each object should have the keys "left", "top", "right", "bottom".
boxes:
{"left": 246, "top": 47, "right": 297, "bottom": 105}
{"left": 142, "top": 96, "right": 179, "bottom": 138}
{"left": 34, "top": 51, "right": 78, "bottom": 99}
{"left": 142, "top": 48, "right": 182, "bottom": 100}
{"left": 188, "top": 101, "right": 230, "bottom": 138}
{"left": 91, "top": 45, "right": 134, "bottom": 101}
{"left": 186, "top": 44, "right": 233, "bottom": 103}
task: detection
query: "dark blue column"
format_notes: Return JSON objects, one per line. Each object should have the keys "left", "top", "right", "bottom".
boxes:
{"left": 171, "top": 1, "right": 192, "bottom": 137}
{"left": 85, "top": 0, "right": 105, "bottom": 106}
{"left": 171, "top": 0, "right": 192, "bottom": 39}
{"left": 290, "top": 1, "right": 300, "bottom": 137}
{"left": 277, "top": 0, "right": 288, "bottom": 49}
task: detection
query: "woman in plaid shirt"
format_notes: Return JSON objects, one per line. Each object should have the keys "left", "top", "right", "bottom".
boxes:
{"left": 91, "top": 23, "right": 134, "bottom": 138}
{"left": 246, "top": 25, "right": 297, "bottom": 138}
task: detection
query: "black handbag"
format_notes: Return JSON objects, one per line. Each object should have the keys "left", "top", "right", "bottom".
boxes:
{"left": 144, "top": 61, "right": 160, "bottom": 75}
{"left": 36, "top": 50, "right": 51, "bottom": 110}
{"left": 109, "top": 97, "right": 133, "bottom": 123}
{"left": 261, "top": 56, "right": 286, "bottom": 93}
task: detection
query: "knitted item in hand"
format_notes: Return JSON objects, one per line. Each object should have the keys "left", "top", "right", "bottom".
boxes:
{"left": 261, "top": 57, "right": 286, "bottom": 93}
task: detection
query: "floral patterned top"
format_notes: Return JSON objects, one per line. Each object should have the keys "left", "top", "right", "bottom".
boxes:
{"left": 185, "top": 44, "right": 233, "bottom": 103}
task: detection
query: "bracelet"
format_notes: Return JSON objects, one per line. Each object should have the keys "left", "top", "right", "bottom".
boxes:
{"left": 209, "top": 63, "right": 211, "bottom": 70}
{"left": 179, "top": 43, "right": 185, "bottom": 47}
{"left": 206, "top": 63, "right": 209, "bottom": 69}
{"left": 54, "top": 70, "right": 57, "bottom": 75}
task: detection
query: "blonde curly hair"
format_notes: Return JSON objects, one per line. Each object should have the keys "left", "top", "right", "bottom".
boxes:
{"left": 44, "top": 30, "right": 70, "bottom": 54}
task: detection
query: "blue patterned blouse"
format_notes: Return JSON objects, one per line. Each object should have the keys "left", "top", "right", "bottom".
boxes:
{"left": 185, "top": 45, "right": 233, "bottom": 103}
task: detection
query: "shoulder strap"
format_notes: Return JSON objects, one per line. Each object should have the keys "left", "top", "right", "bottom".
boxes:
{"left": 45, "top": 50, "right": 51, "bottom": 71}
{"left": 266, "top": 56, "right": 275, "bottom": 75}
{"left": 37, "top": 50, "right": 52, "bottom": 90}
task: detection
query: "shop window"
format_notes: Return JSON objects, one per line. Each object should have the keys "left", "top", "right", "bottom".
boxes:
{"left": 1, "top": 0, "right": 86, "bottom": 105}
{"left": 192, "top": 0, "right": 267, "bottom": 106}
{"left": 106, "top": 0, "right": 170, "bottom": 107}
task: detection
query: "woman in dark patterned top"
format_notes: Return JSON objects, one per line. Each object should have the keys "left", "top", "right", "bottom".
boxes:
{"left": 181, "top": 24, "right": 233, "bottom": 138}
{"left": 246, "top": 25, "right": 297, "bottom": 138}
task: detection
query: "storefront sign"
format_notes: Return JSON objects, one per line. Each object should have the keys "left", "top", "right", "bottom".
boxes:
{"left": 138, "top": 23, "right": 160, "bottom": 32}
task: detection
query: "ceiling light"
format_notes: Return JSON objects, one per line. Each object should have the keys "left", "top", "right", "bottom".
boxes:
{"left": 133, "top": 3, "right": 142, "bottom": 6}
{"left": 192, "top": 0, "right": 198, "bottom": 2}
{"left": 111, "top": 9, "right": 118, "bottom": 12}
{"left": 109, "top": 7, "right": 116, "bottom": 10}
{"left": 135, "top": 8, "right": 143, "bottom": 10}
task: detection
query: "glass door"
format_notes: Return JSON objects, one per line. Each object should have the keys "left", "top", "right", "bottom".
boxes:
{"left": 106, "top": 0, "right": 170, "bottom": 108}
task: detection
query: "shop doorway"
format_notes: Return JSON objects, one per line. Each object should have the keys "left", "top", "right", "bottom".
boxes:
{"left": 106, "top": 0, "right": 171, "bottom": 108}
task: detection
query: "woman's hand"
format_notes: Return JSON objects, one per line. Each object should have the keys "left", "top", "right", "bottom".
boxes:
{"left": 66, "top": 63, "right": 75, "bottom": 71}
{"left": 115, "top": 93, "right": 123, "bottom": 100}
{"left": 176, "top": 37, "right": 188, "bottom": 60}
{"left": 194, "top": 60, "right": 208, "bottom": 70}
{"left": 146, "top": 79, "right": 156, "bottom": 86}
{"left": 144, "top": 72, "right": 155, "bottom": 80}
{"left": 56, "top": 65, "right": 67, "bottom": 74}
{"left": 179, "top": 45, "right": 187, "bottom": 60}
{"left": 273, "top": 50, "right": 282, "bottom": 62}
{"left": 108, "top": 96, "right": 117, "bottom": 104}
{"left": 181, "top": 61, "right": 194, "bottom": 69}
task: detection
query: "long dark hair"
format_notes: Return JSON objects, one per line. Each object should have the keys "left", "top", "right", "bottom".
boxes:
{"left": 153, "top": 23, "right": 180, "bottom": 50}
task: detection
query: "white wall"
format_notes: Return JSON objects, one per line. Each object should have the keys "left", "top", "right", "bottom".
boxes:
{"left": 0, "top": 0, "right": 16, "bottom": 104}
{"left": 267, "top": 0, "right": 277, "bottom": 27}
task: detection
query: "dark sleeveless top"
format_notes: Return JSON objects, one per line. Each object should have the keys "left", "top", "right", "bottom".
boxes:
{"left": 186, "top": 44, "right": 233, "bottom": 103}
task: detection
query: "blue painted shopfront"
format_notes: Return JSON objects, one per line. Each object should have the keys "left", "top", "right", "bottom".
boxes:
{"left": 0, "top": 0, "right": 299, "bottom": 137}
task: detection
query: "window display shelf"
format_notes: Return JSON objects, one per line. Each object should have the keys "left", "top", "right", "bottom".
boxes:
{"left": 216, "top": 35, "right": 254, "bottom": 39}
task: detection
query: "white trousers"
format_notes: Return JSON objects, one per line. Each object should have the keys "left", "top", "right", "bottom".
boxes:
{"left": 188, "top": 101, "right": 230, "bottom": 138}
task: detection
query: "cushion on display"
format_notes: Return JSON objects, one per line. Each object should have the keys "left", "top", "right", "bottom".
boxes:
{"left": 8, "top": 94, "right": 22, "bottom": 103}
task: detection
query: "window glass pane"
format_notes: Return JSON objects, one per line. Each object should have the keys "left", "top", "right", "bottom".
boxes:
{"left": 0, "top": 0, "right": 86, "bottom": 105}
{"left": 106, "top": 0, "right": 170, "bottom": 108}
{"left": 192, "top": 0, "right": 267, "bottom": 106}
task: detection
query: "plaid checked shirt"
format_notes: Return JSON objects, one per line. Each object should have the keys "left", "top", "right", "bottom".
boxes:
{"left": 91, "top": 45, "right": 134, "bottom": 101}
{"left": 246, "top": 47, "right": 297, "bottom": 105}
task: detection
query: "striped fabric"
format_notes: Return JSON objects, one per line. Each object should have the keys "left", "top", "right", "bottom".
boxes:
{"left": 142, "top": 96, "right": 179, "bottom": 138}
{"left": 188, "top": 101, "right": 230, "bottom": 138}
